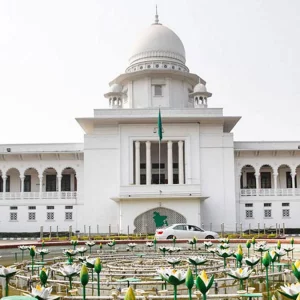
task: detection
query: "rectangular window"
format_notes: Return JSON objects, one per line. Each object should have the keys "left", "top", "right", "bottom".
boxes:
{"left": 65, "top": 206, "right": 73, "bottom": 209}
{"left": 286, "top": 172, "right": 297, "bottom": 188}
{"left": 10, "top": 212, "right": 17, "bottom": 221}
{"left": 28, "top": 212, "right": 36, "bottom": 221}
{"left": 282, "top": 209, "right": 290, "bottom": 218}
{"left": 173, "top": 174, "right": 179, "bottom": 184}
{"left": 245, "top": 203, "right": 253, "bottom": 207}
{"left": 152, "top": 163, "right": 165, "bottom": 169}
{"left": 261, "top": 172, "right": 271, "bottom": 188}
{"left": 282, "top": 203, "right": 290, "bottom": 207}
{"left": 47, "top": 212, "right": 54, "bottom": 220}
{"left": 10, "top": 206, "right": 18, "bottom": 210}
{"left": 264, "top": 203, "right": 272, "bottom": 207}
{"left": 65, "top": 212, "right": 73, "bottom": 220}
{"left": 140, "top": 163, "right": 146, "bottom": 169}
{"left": 47, "top": 206, "right": 54, "bottom": 210}
{"left": 46, "top": 175, "right": 56, "bottom": 192}
{"left": 264, "top": 209, "right": 272, "bottom": 218}
{"left": 246, "top": 172, "right": 256, "bottom": 188}
{"left": 151, "top": 174, "right": 165, "bottom": 184}
{"left": 245, "top": 210, "right": 253, "bottom": 218}
{"left": 173, "top": 163, "right": 179, "bottom": 169}
{"left": 154, "top": 85, "right": 162, "bottom": 96}
{"left": 28, "top": 206, "right": 36, "bottom": 210}
{"left": 140, "top": 174, "right": 146, "bottom": 185}
{"left": 24, "top": 175, "right": 31, "bottom": 192}
{"left": 61, "top": 174, "right": 71, "bottom": 191}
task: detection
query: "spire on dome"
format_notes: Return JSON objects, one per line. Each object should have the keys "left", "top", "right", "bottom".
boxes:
{"left": 154, "top": 5, "right": 160, "bottom": 24}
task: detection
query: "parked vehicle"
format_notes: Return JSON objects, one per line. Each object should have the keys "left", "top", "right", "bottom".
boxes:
{"left": 155, "top": 223, "right": 219, "bottom": 240}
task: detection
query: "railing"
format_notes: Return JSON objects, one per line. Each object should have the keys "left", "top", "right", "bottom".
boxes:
{"left": 0, "top": 191, "right": 77, "bottom": 200}
{"left": 240, "top": 188, "right": 297, "bottom": 196}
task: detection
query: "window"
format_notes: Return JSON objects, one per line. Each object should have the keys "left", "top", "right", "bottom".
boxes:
{"left": 46, "top": 175, "right": 56, "bottom": 191}
{"left": 152, "top": 163, "right": 165, "bottom": 169}
{"left": 173, "top": 225, "right": 187, "bottom": 230}
{"left": 282, "top": 209, "right": 290, "bottom": 218}
{"left": 173, "top": 163, "right": 179, "bottom": 169}
{"left": 261, "top": 172, "right": 271, "bottom": 188}
{"left": 10, "top": 206, "right": 18, "bottom": 210}
{"left": 65, "top": 212, "right": 73, "bottom": 220}
{"left": 173, "top": 174, "right": 179, "bottom": 184}
{"left": 65, "top": 206, "right": 73, "bottom": 209}
{"left": 61, "top": 174, "right": 71, "bottom": 191}
{"left": 282, "top": 203, "right": 290, "bottom": 207}
{"left": 264, "top": 203, "right": 272, "bottom": 207}
{"left": 47, "top": 212, "right": 54, "bottom": 220}
{"left": 246, "top": 172, "right": 256, "bottom": 188}
{"left": 245, "top": 203, "right": 253, "bottom": 207}
{"left": 47, "top": 206, "right": 54, "bottom": 210}
{"left": 0, "top": 176, "right": 10, "bottom": 192}
{"left": 140, "top": 163, "right": 146, "bottom": 169}
{"left": 28, "top": 206, "right": 36, "bottom": 210}
{"left": 152, "top": 174, "right": 165, "bottom": 184}
{"left": 245, "top": 210, "right": 253, "bottom": 218}
{"left": 154, "top": 85, "right": 162, "bottom": 96}
{"left": 286, "top": 172, "right": 297, "bottom": 188}
{"left": 28, "top": 212, "right": 36, "bottom": 221}
{"left": 10, "top": 212, "right": 17, "bottom": 221}
{"left": 264, "top": 209, "right": 272, "bottom": 218}
{"left": 140, "top": 174, "right": 146, "bottom": 185}
{"left": 24, "top": 175, "right": 31, "bottom": 192}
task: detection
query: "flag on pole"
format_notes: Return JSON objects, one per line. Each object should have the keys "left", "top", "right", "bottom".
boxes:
{"left": 158, "top": 108, "right": 163, "bottom": 141}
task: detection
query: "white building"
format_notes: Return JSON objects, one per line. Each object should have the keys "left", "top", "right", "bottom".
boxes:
{"left": 0, "top": 13, "right": 298, "bottom": 234}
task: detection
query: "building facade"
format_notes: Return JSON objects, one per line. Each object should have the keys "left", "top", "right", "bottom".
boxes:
{"left": 0, "top": 14, "right": 299, "bottom": 233}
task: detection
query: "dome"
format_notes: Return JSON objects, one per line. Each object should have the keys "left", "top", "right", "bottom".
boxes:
{"left": 128, "top": 23, "right": 186, "bottom": 66}
{"left": 109, "top": 83, "right": 123, "bottom": 93}
{"left": 193, "top": 83, "right": 207, "bottom": 93}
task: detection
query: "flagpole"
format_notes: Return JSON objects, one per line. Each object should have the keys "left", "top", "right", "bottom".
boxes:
{"left": 159, "top": 139, "right": 161, "bottom": 185}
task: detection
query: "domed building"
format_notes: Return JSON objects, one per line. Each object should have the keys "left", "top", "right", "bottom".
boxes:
{"left": 0, "top": 12, "right": 299, "bottom": 235}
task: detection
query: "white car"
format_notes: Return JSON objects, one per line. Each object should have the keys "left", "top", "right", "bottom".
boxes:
{"left": 155, "top": 223, "right": 219, "bottom": 240}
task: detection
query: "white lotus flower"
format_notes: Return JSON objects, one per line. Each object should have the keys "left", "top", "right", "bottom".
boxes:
{"left": 76, "top": 247, "right": 87, "bottom": 253}
{"left": 227, "top": 267, "right": 253, "bottom": 280}
{"left": 70, "top": 240, "right": 78, "bottom": 245}
{"left": 204, "top": 241, "right": 213, "bottom": 247}
{"left": 18, "top": 245, "right": 29, "bottom": 250}
{"left": 219, "top": 243, "right": 230, "bottom": 249}
{"left": 85, "top": 241, "right": 95, "bottom": 247}
{"left": 188, "top": 256, "right": 207, "bottom": 265}
{"left": 217, "top": 249, "right": 233, "bottom": 256}
{"left": 63, "top": 249, "right": 78, "bottom": 256}
{"left": 85, "top": 258, "right": 96, "bottom": 268}
{"left": 219, "top": 238, "right": 229, "bottom": 243}
{"left": 207, "top": 247, "right": 216, "bottom": 253}
{"left": 280, "top": 283, "right": 300, "bottom": 296}
{"left": 167, "top": 257, "right": 181, "bottom": 264}
{"left": 128, "top": 243, "right": 137, "bottom": 248}
{"left": 36, "top": 249, "right": 49, "bottom": 255}
{"left": 59, "top": 264, "right": 81, "bottom": 277}
{"left": 283, "top": 246, "right": 294, "bottom": 252}
{"left": 0, "top": 266, "right": 17, "bottom": 277}
{"left": 275, "top": 249, "right": 286, "bottom": 257}
{"left": 254, "top": 244, "right": 269, "bottom": 252}
{"left": 146, "top": 242, "right": 154, "bottom": 247}
{"left": 244, "top": 256, "right": 260, "bottom": 265}
{"left": 168, "top": 247, "right": 181, "bottom": 253}
{"left": 31, "top": 285, "right": 53, "bottom": 299}
{"left": 157, "top": 268, "right": 187, "bottom": 285}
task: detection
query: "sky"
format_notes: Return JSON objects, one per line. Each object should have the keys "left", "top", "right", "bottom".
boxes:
{"left": 0, "top": 0, "right": 300, "bottom": 144}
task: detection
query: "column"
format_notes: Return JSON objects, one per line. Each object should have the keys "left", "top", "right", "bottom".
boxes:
{"left": 135, "top": 141, "right": 140, "bottom": 185}
{"left": 273, "top": 172, "right": 278, "bottom": 196}
{"left": 292, "top": 172, "right": 296, "bottom": 196}
{"left": 39, "top": 176, "right": 43, "bottom": 199}
{"left": 2, "top": 176, "right": 7, "bottom": 200}
{"left": 255, "top": 173, "right": 260, "bottom": 196}
{"left": 146, "top": 141, "right": 151, "bottom": 185}
{"left": 20, "top": 176, "right": 25, "bottom": 199}
{"left": 178, "top": 141, "right": 184, "bottom": 184}
{"left": 168, "top": 141, "right": 173, "bottom": 184}
{"left": 57, "top": 175, "right": 62, "bottom": 199}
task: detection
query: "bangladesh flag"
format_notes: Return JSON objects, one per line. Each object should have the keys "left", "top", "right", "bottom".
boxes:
{"left": 158, "top": 108, "right": 163, "bottom": 141}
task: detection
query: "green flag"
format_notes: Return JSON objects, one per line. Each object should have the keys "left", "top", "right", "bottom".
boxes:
{"left": 158, "top": 108, "right": 163, "bottom": 141}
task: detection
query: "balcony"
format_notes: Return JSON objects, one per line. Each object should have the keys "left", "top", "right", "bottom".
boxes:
{"left": 240, "top": 188, "right": 300, "bottom": 198}
{"left": 0, "top": 191, "right": 77, "bottom": 200}
{"left": 111, "top": 184, "right": 204, "bottom": 201}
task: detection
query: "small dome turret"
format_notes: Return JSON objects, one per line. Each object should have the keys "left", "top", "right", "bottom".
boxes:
{"left": 193, "top": 83, "right": 207, "bottom": 93}
{"left": 104, "top": 84, "right": 124, "bottom": 109}
{"left": 189, "top": 82, "right": 212, "bottom": 108}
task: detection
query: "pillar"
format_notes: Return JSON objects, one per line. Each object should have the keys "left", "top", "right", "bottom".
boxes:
{"left": 2, "top": 176, "right": 7, "bottom": 200}
{"left": 57, "top": 175, "right": 62, "bottom": 198}
{"left": 135, "top": 141, "right": 140, "bottom": 185}
{"left": 39, "top": 176, "right": 43, "bottom": 199}
{"left": 273, "top": 172, "right": 278, "bottom": 196}
{"left": 255, "top": 173, "right": 260, "bottom": 196}
{"left": 20, "top": 176, "right": 25, "bottom": 199}
{"left": 146, "top": 141, "right": 151, "bottom": 185}
{"left": 178, "top": 141, "right": 184, "bottom": 184}
{"left": 292, "top": 172, "right": 296, "bottom": 196}
{"left": 168, "top": 141, "right": 173, "bottom": 184}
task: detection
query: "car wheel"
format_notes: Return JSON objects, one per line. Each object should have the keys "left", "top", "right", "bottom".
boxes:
{"left": 167, "top": 235, "right": 174, "bottom": 239}
{"left": 205, "top": 235, "right": 214, "bottom": 239}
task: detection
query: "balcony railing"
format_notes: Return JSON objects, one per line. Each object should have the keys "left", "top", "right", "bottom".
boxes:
{"left": 240, "top": 188, "right": 297, "bottom": 196}
{"left": 0, "top": 191, "right": 77, "bottom": 200}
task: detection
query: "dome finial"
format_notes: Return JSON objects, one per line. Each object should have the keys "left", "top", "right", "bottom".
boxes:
{"left": 154, "top": 5, "right": 159, "bottom": 24}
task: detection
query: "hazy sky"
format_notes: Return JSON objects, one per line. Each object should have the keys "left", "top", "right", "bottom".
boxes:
{"left": 0, "top": 0, "right": 300, "bottom": 144}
